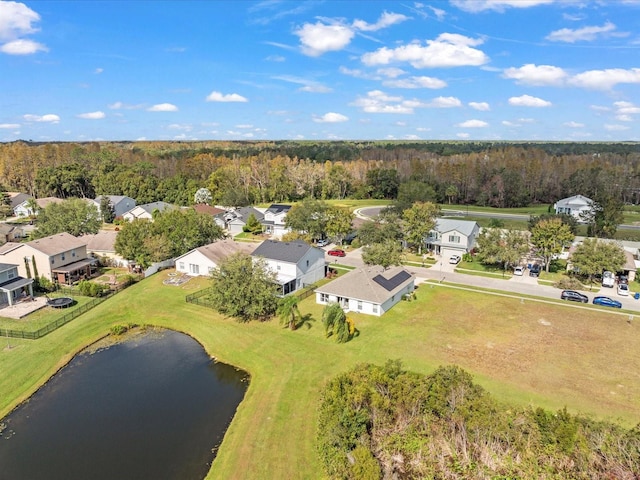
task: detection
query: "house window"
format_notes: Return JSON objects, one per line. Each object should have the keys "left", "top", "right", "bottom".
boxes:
{"left": 306, "top": 260, "right": 309, "bottom": 267}
{"left": 189, "top": 264, "right": 199, "bottom": 275}
{"left": 72, "top": 250, "right": 76, "bottom": 258}
{"left": 357, "top": 301, "right": 363, "bottom": 311}
{"left": 448, "top": 235, "right": 461, "bottom": 243}
{"left": 320, "top": 293, "right": 329, "bottom": 302}
{"left": 178, "top": 262, "right": 184, "bottom": 270}
{"left": 51, "top": 257, "right": 54, "bottom": 264}
{"left": 61, "top": 253, "right": 65, "bottom": 261}
{"left": 277, "top": 265, "right": 281, "bottom": 270}
{"left": 8, "top": 270, "right": 15, "bottom": 279}
{"left": 372, "top": 305, "right": 378, "bottom": 314}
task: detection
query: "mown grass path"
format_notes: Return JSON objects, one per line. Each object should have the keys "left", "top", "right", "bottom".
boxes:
{"left": 2, "top": 271, "right": 640, "bottom": 479}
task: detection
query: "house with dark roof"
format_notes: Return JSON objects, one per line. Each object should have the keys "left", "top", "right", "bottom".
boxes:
{"left": 122, "top": 202, "right": 177, "bottom": 221}
{"left": 261, "top": 204, "right": 292, "bottom": 238}
{"left": 425, "top": 218, "right": 480, "bottom": 260}
{"left": 251, "top": 239, "right": 326, "bottom": 295}
{"left": 0, "top": 262, "right": 34, "bottom": 308}
{"left": 92, "top": 195, "right": 136, "bottom": 218}
{"left": 192, "top": 204, "right": 227, "bottom": 229}
{"left": 0, "top": 232, "right": 95, "bottom": 284}
{"left": 8, "top": 192, "right": 33, "bottom": 217}
{"left": 227, "top": 206, "right": 265, "bottom": 236}
{"left": 175, "top": 239, "right": 257, "bottom": 276}
{"left": 315, "top": 265, "right": 415, "bottom": 316}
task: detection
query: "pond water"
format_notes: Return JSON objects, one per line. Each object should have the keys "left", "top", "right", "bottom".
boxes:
{"left": 0, "top": 330, "right": 248, "bottom": 480}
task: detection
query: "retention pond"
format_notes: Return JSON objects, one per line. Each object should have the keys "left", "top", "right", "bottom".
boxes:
{"left": 0, "top": 329, "right": 248, "bottom": 480}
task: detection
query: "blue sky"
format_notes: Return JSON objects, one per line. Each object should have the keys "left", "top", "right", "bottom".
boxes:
{"left": 1, "top": 0, "right": 639, "bottom": 142}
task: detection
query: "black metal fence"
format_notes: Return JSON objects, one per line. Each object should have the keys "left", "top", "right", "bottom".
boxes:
{"left": 185, "top": 284, "right": 317, "bottom": 311}
{"left": 0, "top": 282, "right": 131, "bottom": 340}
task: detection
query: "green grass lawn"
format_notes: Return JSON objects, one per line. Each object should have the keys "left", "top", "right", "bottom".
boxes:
{"left": 3, "top": 271, "right": 640, "bottom": 479}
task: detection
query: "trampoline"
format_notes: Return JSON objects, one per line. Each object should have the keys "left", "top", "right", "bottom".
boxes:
{"left": 47, "top": 297, "right": 74, "bottom": 308}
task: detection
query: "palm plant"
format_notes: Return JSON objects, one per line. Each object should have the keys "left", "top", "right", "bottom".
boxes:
{"left": 277, "top": 295, "right": 300, "bottom": 330}
{"left": 321, "top": 303, "right": 350, "bottom": 343}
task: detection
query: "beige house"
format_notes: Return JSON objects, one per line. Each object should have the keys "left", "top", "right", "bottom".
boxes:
{"left": 0, "top": 232, "right": 95, "bottom": 284}
{"left": 84, "top": 230, "right": 127, "bottom": 267}
{"left": 175, "top": 239, "right": 257, "bottom": 276}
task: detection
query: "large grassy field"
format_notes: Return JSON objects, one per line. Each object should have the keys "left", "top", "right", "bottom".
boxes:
{"left": 2, "top": 272, "right": 640, "bottom": 479}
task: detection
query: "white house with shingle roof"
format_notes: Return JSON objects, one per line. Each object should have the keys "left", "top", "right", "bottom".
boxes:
{"left": 175, "top": 239, "right": 258, "bottom": 276}
{"left": 425, "top": 218, "right": 480, "bottom": 259}
{"left": 122, "top": 201, "right": 177, "bottom": 221}
{"left": 554, "top": 194, "right": 594, "bottom": 222}
{"left": 0, "top": 232, "right": 94, "bottom": 284}
{"left": 315, "top": 266, "right": 415, "bottom": 317}
{"left": 251, "top": 239, "right": 326, "bottom": 295}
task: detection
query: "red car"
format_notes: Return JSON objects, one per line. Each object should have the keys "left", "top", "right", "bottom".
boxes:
{"left": 327, "top": 249, "right": 346, "bottom": 257}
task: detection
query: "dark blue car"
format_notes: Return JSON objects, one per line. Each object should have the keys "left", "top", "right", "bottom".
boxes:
{"left": 592, "top": 296, "right": 622, "bottom": 308}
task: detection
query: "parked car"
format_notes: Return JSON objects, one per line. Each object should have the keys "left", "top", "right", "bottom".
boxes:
{"left": 617, "top": 274, "right": 629, "bottom": 285}
{"left": 602, "top": 270, "right": 615, "bottom": 288}
{"left": 513, "top": 266, "right": 524, "bottom": 276}
{"left": 449, "top": 254, "right": 461, "bottom": 264}
{"left": 560, "top": 290, "right": 588, "bottom": 303}
{"left": 529, "top": 264, "right": 541, "bottom": 277}
{"left": 617, "top": 283, "right": 630, "bottom": 296}
{"left": 328, "top": 249, "right": 346, "bottom": 257}
{"left": 316, "top": 238, "right": 329, "bottom": 247}
{"left": 592, "top": 296, "right": 622, "bottom": 308}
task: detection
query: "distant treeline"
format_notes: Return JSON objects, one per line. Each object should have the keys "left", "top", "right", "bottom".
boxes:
{"left": 1, "top": 140, "right": 639, "bottom": 208}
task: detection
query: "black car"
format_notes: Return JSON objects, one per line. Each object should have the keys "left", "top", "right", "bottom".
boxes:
{"left": 529, "top": 264, "right": 541, "bottom": 277}
{"left": 560, "top": 290, "right": 588, "bottom": 303}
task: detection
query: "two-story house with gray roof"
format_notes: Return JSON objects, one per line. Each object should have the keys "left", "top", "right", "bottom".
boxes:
{"left": 0, "top": 263, "right": 34, "bottom": 307}
{"left": 425, "top": 218, "right": 480, "bottom": 260}
{"left": 93, "top": 195, "right": 136, "bottom": 219}
{"left": 251, "top": 240, "right": 326, "bottom": 295}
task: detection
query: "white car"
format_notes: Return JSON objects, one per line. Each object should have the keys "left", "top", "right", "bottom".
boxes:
{"left": 513, "top": 266, "right": 524, "bottom": 276}
{"left": 449, "top": 254, "right": 461, "bottom": 264}
{"left": 316, "top": 239, "right": 329, "bottom": 247}
{"left": 617, "top": 283, "right": 630, "bottom": 296}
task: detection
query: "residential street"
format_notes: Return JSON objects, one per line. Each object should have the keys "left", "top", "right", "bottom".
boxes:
{"left": 325, "top": 246, "right": 640, "bottom": 316}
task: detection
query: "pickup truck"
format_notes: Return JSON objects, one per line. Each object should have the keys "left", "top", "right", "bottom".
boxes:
{"left": 602, "top": 271, "right": 615, "bottom": 288}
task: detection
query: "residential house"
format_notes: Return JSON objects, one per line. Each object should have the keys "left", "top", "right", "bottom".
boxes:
{"left": 84, "top": 230, "right": 127, "bottom": 267}
{"left": 8, "top": 192, "right": 33, "bottom": 217}
{"left": 261, "top": 204, "right": 292, "bottom": 238}
{"left": 0, "top": 232, "right": 95, "bottom": 284}
{"left": 175, "top": 239, "right": 257, "bottom": 276}
{"left": 251, "top": 240, "right": 326, "bottom": 295}
{"left": 553, "top": 195, "right": 594, "bottom": 222}
{"left": 122, "top": 202, "right": 177, "bottom": 221}
{"left": 0, "top": 263, "right": 34, "bottom": 307}
{"left": 0, "top": 223, "right": 23, "bottom": 244}
{"left": 227, "top": 206, "right": 265, "bottom": 236}
{"left": 36, "top": 197, "right": 65, "bottom": 210}
{"left": 425, "top": 218, "right": 480, "bottom": 259}
{"left": 315, "top": 265, "right": 415, "bottom": 317}
{"left": 93, "top": 195, "right": 136, "bottom": 219}
{"left": 192, "top": 204, "right": 227, "bottom": 229}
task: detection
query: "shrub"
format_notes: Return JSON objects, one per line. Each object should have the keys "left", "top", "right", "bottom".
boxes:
{"left": 110, "top": 324, "right": 128, "bottom": 335}
{"left": 554, "top": 277, "right": 584, "bottom": 290}
{"left": 78, "top": 280, "right": 109, "bottom": 297}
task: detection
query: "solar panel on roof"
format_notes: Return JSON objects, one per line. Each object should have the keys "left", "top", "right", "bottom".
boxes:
{"left": 372, "top": 270, "right": 411, "bottom": 291}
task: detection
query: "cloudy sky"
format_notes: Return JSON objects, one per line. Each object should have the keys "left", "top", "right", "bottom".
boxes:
{"left": 1, "top": 0, "right": 639, "bottom": 142}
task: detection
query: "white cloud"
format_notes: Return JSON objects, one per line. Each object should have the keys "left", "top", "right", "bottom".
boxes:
{"left": 614, "top": 101, "right": 640, "bottom": 115}
{"left": 205, "top": 91, "right": 248, "bottom": 102}
{"left": 77, "top": 111, "right": 105, "bottom": 119}
{"left": 427, "top": 96, "right": 462, "bottom": 108}
{"left": 167, "top": 123, "right": 193, "bottom": 131}
{"left": 502, "top": 120, "right": 520, "bottom": 127}
{"left": 352, "top": 11, "right": 408, "bottom": 32}
{"left": 377, "top": 67, "right": 406, "bottom": 78}
{"left": 272, "top": 75, "right": 332, "bottom": 93}
{"left": 569, "top": 68, "right": 640, "bottom": 90}
{"left": 383, "top": 75, "right": 447, "bottom": 89}
{"left": 0, "top": 38, "right": 47, "bottom": 55}
{"left": 508, "top": 95, "right": 552, "bottom": 107}
{"left": 0, "top": 123, "right": 20, "bottom": 129}
{"left": 604, "top": 124, "right": 630, "bottom": 131}
{"left": 265, "top": 54, "right": 285, "bottom": 62}
{"left": 469, "top": 101, "right": 490, "bottom": 111}
{"left": 361, "top": 33, "right": 488, "bottom": 68}
{"left": 108, "top": 101, "right": 144, "bottom": 110}
{"left": 563, "top": 121, "right": 584, "bottom": 128}
{"left": 295, "top": 21, "right": 354, "bottom": 56}
{"left": 503, "top": 64, "right": 568, "bottom": 86}
{"left": 451, "top": 0, "right": 553, "bottom": 12}
{"left": 546, "top": 21, "right": 621, "bottom": 43}
{"left": 457, "top": 119, "right": 488, "bottom": 128}
{"left": 456, "top": 132, "right": 470, "bottom": 139}
{"left": 350, "top": 90, "right": 416, "bottom": 114}
{"left": 235, "top": 124, "right": 254, "bottom": 129}
{"left": 313, "top": 112, "right": 349, "bottom": 123}
{"left": 23, "top": 113, "right": 59, "bottom": 123}
{"left": 0, "top": 1, "right": 40, "bottom": 40}
{"left": 94, "top": 68, "right": 103, "bottom": 74}
{"left": 147, "top": 103, "right": 178, "bottom": 112}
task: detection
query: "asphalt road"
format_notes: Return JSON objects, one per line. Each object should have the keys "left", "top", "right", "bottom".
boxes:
{"left": 322, "top": 243, "right": 640, "bottom": 316}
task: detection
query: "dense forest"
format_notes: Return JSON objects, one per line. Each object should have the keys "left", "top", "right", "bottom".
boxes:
{"left": 318, "top": 361, "right": 640, "bottom": 479}
{"left": 1, "top": 140, "right": 639, "bottom": 208}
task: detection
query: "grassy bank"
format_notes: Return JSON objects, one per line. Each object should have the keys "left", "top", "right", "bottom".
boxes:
{"left": 2, "top": 272, "right": 640, "bottom": 479}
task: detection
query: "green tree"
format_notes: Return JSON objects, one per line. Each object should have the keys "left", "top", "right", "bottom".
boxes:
{"left": 32, "top": 198, "right": 101, "bottom": 238}
{"left": 402, "top": 202, "right": 439, "bottom": 254}
{"left": 476, "top": 228, "right": 529, "bottom": 273}
{"left": 393, "top": 180, "right": 437, "bottom": 213}
{"left": 114, "top": 219, "right": 154, "bottom": 267}
{"left": 361, "top": 240, "right": 403, "bottom": 269}
{"left": 99, "top": 196, "right": 115, "bottom": 223}
{"left": 322, "top": 303, "right": 350, "bottom": 343}
{"left": 277, "top": 295, "right": 300, "bottom": 331}
{"left": 570, "top": 238, "right": 626, "bottom": 285}
{"left": 365, "top": 168, "right": 399, "bottom": 199}
{"left": 209, "top": 253, "right": 279, "bottom": 322}
{"left": 25, "top": 197, "right": 39, "bottom": 218}
{"left": 445, "top": 184, "right": 459, "bottom": 204}
{"left": 285, "top": 198, "right": 329, "bottom": 239}
{"left": 243, "top": 213, "right": 263, "bottom": 235}
{"left": 530, "top": 218, "right": 574, "bottom": 273}
{"left": 325, "top": 206, "right": 353, "bottom": 245}
{"left": 529, "top": 213, "right": 578, "bottom": 235}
